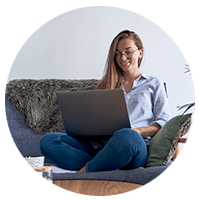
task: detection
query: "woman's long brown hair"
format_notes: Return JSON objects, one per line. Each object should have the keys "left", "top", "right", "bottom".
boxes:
{"left": 95, "top": 30, "right": 144, "bottom": 90}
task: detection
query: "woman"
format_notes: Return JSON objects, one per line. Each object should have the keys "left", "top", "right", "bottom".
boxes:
{"left": 40, "top": 30, "right": 171, "bottom": 173}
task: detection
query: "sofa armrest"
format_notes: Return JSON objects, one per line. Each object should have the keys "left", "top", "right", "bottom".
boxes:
{"left": 179, "top": 138, "right": 187, "bottom": 143}
{"left": 172, "top": 137, "right": 187, "bottom": 161}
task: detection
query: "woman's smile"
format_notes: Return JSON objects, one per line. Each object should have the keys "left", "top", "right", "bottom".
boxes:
{"left": 121, "top": 61, "right": 130, "bottom": 67}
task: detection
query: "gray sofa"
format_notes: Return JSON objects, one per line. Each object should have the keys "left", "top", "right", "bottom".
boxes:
{"left": 5, "top": 79, "right": 171, "bottom": 185}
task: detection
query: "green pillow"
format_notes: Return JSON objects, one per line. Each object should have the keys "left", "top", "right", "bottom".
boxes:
{"left": 146, "top": 114, "right": 192, "bottom": 168}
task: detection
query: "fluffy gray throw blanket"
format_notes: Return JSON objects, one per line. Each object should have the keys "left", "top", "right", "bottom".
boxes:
{"left": 6, "top": 79, "right": 99, "bottom": 133}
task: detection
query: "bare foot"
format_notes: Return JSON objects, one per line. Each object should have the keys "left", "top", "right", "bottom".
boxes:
{"left": 77, "top": 166, "right": 86, "bottom": 173}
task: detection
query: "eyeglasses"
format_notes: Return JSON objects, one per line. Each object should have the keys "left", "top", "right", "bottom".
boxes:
{"left": 115, "top": 49, "right": 138, "bottom": 59}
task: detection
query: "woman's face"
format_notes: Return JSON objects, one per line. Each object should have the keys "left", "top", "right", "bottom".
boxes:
{"left": 115, "top": 38, "right": 143, "bottom": 73}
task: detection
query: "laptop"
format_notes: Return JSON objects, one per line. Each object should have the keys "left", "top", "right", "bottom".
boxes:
{"left": 56, "top": 89, "right": 130, "bottom": 137}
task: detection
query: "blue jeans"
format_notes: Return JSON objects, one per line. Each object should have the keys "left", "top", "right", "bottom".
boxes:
{"left": 40, "top": 128, "right": 148, "bottom": 172}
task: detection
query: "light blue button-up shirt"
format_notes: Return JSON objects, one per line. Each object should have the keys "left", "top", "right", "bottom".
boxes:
{"left": 90, "top": 74, "right": 171, "bottom": 149}
{"left": 122, "top": 74, "right": 171, "bottom": 128}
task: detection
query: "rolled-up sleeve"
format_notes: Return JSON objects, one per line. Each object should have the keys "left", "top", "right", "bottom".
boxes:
{"left": 150, "top": 79, "right": 171, "bottom": 127}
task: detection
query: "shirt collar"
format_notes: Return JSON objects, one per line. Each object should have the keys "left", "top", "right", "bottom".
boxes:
{"left": 121, "top": 73, "right": 147, "bottom": 92}
{"left": 133, "top": 73, "right": 147, "bottom": 87}
{"left": 140, "top": 73, "right": 147, "bottom": 79}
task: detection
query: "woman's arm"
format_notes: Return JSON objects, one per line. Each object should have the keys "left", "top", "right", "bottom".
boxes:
{"left": 132, "top": 125, "right": 161, "bottom": 137}
{"left": 132, "top": 79, "right": 170, "bottom": 137}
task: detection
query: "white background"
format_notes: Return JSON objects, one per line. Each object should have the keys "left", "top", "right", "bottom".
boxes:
{"left": 7, "top": 4, "right": 196, "bottom": 151}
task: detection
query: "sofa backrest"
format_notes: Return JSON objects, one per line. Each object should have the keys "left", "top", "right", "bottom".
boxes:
{"left": 5, "top": 79, "right": 99, "bottom": 157}
{"left": 5, "top": 94, "right": 45, "bottom": 157}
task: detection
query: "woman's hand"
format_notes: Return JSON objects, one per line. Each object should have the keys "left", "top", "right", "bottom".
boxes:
{"left": 131, "top": 125, "right": 161, "bottom": 137}
{"left": 131, "top": 127, "right": 142, "bottom": 135}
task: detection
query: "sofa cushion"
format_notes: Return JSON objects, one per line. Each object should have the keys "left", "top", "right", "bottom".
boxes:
{"left": 6, "top": 79, "right": 99, "bottom": 134}
{"left": 146, "top": 114, "right": 191, "bottom": 167}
